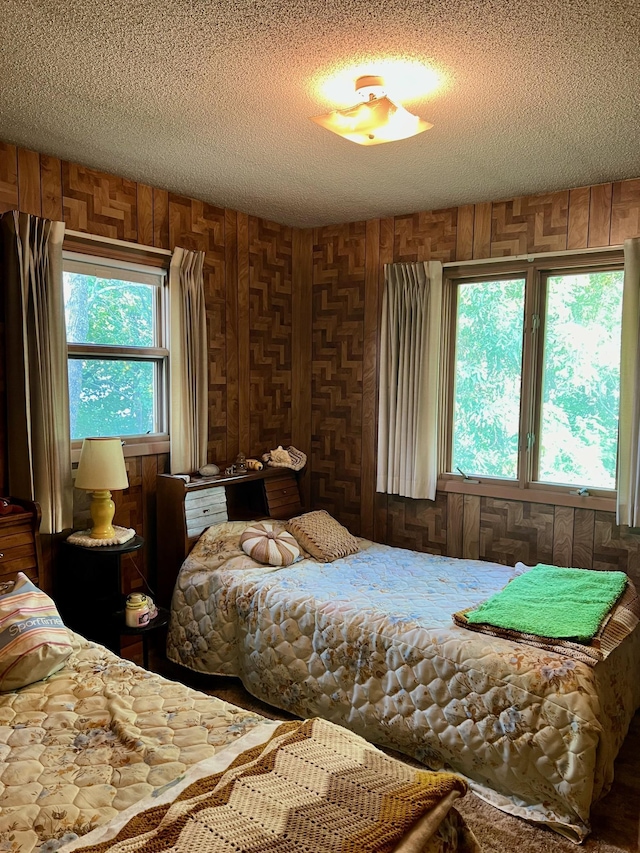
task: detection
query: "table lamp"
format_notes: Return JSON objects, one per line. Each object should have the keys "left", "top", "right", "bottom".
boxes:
{"left": 74, "top": 438, "right": 129, "bottom": 539}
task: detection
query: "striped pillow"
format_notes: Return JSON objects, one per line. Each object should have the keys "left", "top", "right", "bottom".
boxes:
{"left": 240, "top": 522, "right": 300, "bottom": 567}
{"left": 0, "top": 572, "right": 73, "bottom": 692}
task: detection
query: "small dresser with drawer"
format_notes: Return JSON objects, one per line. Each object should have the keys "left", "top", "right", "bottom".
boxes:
{"left": 0, "top": 498, "right": 42, "bottom": 588}
{"left": 156, "top": 468, "right": 302, "bottom": 605}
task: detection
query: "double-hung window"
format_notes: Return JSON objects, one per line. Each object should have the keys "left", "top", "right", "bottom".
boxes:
{"left": 443, "top": 252, "right": 624, "bottom": 498}
{"left": 63, "top": 252, "right": 169, "bottom": 445}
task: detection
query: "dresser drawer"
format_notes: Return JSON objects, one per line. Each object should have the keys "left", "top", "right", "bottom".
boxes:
{"left": 264, "top": 474, "right": 301, "bottom": 519}
{"left": 185, "top": 490, "right": 229, "bottom": 537}
{"left": 0, "top": 511, "right": 39, "bottom": 584}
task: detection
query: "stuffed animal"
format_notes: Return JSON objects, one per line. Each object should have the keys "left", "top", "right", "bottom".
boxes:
{"left": 246, "top": 458, "right": 263, "bottom": 471}
{"left": 261, "top": 445, "right": 307, "bottom": 471}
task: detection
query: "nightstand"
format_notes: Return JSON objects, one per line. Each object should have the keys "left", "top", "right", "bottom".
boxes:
{"left": 58, "top": 534, "right": 148, "bottom": 656}
{"left": 112, "top": 607, "right": 170, "bottom": 669}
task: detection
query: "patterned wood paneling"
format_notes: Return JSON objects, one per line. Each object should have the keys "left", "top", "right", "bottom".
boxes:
{"left": 386, "top": 494, "right": 448, "bottom": 553}
{"left": 480, "top": 498, "right": 554, "bottom": 566}
{"left": 394, "top": 208, "right": 458, "bottom": 263}
{"left": 225, "top": 208, "right": 240, "bottom": 463}
{"left": 169, "top": 194, "right": 228, "bottom": 464}
{"left": 361, "top": 218, "right": 381, "bottom": 540}
{"left": 311, "top": 222, "right": 366, "bottom": 533}
{"left": 62, "top": 162, "right": 138, "bottom": 240}
{"left": 593, "top": 512, "right": 640, "bottom": 588}
{"left": 0, "top": 142, "right": 18, "bottom": 214}
{"left": 248, "top": 217, "right": 293, "bottom": 455}
{"left": 237, "top": 212, "right": 250, "bottom": 457}
{"left": 491, "top": 191, "right": 569, "bottom": 256}
{"left": 610, "top": 179, "right": 640, "bottom": 245}
{"left": 292, "top": 228, "right": 313, "bottom": 509}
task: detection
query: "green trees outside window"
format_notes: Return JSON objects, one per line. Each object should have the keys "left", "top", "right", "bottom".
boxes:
{"left": 449, "top": 262, "right": 623, "bottom": 491}
{"left": 64, "top": 270, "right": 162, "bottom": 440}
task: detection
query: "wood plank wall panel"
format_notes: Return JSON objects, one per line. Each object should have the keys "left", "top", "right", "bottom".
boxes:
{"left": 307, "top": 177, "right": 640, "bottom": 578}
{"left": 0, "top": 143, "right": 295, "bottom": 601}
{"left": 292, "top": 229, "right": 313, "bottom": 508}
{"left": 168, "top": 195, "right": 228, "bottom": 465}
{"left": 248, "top": 217, "right": 293, "bottom": 455}
{"left": 17, "top": 148, "right": 42, "bottom": 216}
{"left": 311, "top": 222, "right": 366, "bottom": 533}
{"left": 40, "top": 155, "right": 63, "bottom": 221}
{"left": 0, "top": 143, "right": 18, "bottom": 214}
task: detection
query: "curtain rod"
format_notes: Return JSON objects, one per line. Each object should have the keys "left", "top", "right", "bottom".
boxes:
{"left": 442, "top": 243, "right": 623, "bottom": 268}
{"left": 65, "top": 228, "right": 173, "bottom": 257}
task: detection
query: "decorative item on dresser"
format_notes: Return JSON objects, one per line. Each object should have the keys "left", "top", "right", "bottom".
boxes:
{"left": 156, "top": 467, "right": 302, "bottom": 606}
{"left": 0, "top": 498, "right": 43, "bottom": 588}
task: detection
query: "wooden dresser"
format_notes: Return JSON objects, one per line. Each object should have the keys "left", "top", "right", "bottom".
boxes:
{"left": 156, "top": 468, "right": 302, "bottom": 605}
{"left": 0, "top": 498, "right": 42, "bottom": 587}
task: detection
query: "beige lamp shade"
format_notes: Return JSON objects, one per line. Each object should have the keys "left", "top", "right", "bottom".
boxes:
{"left": 75, "top": 438, "right": 129, "bottom": 491}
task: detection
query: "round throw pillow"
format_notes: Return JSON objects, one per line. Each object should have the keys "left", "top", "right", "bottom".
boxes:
{"left": 240, "top": 522, "right": 300, "bottom": 567}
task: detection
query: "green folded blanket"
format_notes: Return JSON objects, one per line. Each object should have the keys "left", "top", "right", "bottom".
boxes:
{"left": 466, "top": 564, "right": 628, "bottom": 641}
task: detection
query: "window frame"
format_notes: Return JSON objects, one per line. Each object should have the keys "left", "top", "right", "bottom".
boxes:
{"left": 439, "top": 249, "right": 624, "bottom": 511}
{"left": 63, "top": 250, "right": 170, "bottom": 458}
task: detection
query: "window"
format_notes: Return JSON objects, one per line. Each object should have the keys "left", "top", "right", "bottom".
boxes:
{"left": 63, "top": 253, "right": 169, "bottom": 443}
{"left": 444, "top": 252, "right": 624, "bottom": 495}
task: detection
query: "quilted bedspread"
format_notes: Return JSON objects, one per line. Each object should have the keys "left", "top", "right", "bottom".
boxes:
{"left": 0, "top": 633, "right": 265, "bottom": 853}
{"left": 167, "top": 521, "right": 640, "bottom": 841}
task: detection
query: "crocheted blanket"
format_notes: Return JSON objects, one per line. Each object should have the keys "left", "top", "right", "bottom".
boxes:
{"left": 69, "top": 718, "right": 471, "bottom": 853}
{"left": 454, "top": 575, "right": 640, "bottom": 666}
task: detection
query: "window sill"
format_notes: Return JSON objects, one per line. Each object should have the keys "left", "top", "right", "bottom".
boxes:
{"left": 71, "top": 436, "right": 170, "bottom": 464}
{"left": 436, "top": 477, "right": 616, "bottom": 513}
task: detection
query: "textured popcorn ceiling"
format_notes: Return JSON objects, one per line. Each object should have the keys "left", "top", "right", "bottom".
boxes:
{"left": 1, "top": 0, "right": 639, "bottom": 227}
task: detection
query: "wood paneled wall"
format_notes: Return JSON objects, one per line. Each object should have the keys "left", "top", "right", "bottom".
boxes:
{"left": 297, "top": 178, "right": 640, "bottom": 588}
{"left": 0, "top": 142, "right": 293, "bottom": 601}
{"left": 2, "top": 136, "right": 640, "bottom": 598}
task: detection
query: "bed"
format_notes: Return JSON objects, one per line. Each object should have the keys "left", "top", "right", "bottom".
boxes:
{"left": 0, "top": 631, "right": 477, "bottom": 853}
{"left": 166, "top": 520, "right": 640, "bottom": 843}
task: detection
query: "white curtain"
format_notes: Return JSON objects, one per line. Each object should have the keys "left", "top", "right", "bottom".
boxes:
{"left": 617, "top": 237, "right": 640, "bottom": 526}
{"left": 169, "top": 246, "right": 208, "bottom": 474}
{"left": 1, "top": 210, "right": 72, "bottom": 533}
{"left": 377, "top": 261, "right": 443, "bottom": 500}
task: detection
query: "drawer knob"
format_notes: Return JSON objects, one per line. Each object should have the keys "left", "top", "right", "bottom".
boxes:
{"left": 0, "top": 553, "right": 3, "bottom": 559}
{"left": 203, "top": 508, "right": 210, "bottom": 513}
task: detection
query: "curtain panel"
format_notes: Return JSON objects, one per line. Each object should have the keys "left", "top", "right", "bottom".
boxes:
{"left": 1, "top": 210, "right": 72, "bottom": 534}
{"left": 617, "top": 237, "right": 640, "bottom": 526}
{"left": 169, "top": 247, "right": 208, "bottom": 474}
{"left": 377, "top": 260, "right": 443, "bottom": 501}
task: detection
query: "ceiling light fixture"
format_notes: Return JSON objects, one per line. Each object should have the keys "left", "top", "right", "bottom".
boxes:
{"left": 311, "top": 75, "right": 433, "bottom": 146}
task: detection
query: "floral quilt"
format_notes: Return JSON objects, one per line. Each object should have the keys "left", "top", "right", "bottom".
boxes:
{"left": 167, "top": 521, "right": 640, "bottom": 841}
{"left": 0, "top": 633, "right": 264, "bottom": 853}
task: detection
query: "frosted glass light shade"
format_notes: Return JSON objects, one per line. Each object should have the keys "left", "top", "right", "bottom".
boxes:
{"left": 311, "top": 95, "right": 432, "bottom": 146}
{"left": 75, "top": 438, "right": 129, "bottom": 491}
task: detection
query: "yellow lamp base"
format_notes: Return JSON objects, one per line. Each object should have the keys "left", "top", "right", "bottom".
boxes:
{"left": 89, "top": 490, "right": 117, "bottom": 539}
